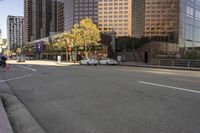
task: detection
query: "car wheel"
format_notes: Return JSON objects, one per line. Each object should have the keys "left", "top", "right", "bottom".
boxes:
{"left": 87, "top": 62, "right": 90, "bottom": 65}
{"left": 106, "top": 62, "right": 109, "bottom": 65}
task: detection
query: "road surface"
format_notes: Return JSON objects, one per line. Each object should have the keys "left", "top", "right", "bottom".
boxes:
{"left": 0, "top": 61, "right": 200, "bottom": 133}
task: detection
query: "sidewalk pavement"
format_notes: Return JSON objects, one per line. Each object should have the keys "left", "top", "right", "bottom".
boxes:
{"left": 0, "top": 74, "right": 45, "bottom": 133}
{"left": 0, "top": 74, "right": 14, "bottom": 133}
{"left": 0, "top": 99, "right": 14, "bottom": 133}
{"left": 7, "top": 60, "right": 79, "bottom": 66}
{"left": 119, "top": 62, "right": 200, "bottom": 71}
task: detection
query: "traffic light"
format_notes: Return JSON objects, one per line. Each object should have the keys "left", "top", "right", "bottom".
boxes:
{"left": 67, "top": 47, "right": 74, "bottom": 52}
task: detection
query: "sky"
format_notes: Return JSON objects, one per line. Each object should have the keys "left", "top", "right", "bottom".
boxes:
{"left": 0, "top": 0, "right": 23, "bottom": 39}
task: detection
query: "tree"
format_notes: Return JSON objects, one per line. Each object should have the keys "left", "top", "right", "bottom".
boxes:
{"left": 52, "top": 19, "right": 101, "bottom": 60}
{"left": 12, "top": 43, "right": 18, "bottom": 52}
{"left": 53, "top": 31, "right": 70, "bottom": 50}
{"left": 3, "top": 50, "right": 12, "bottom": 56}
{"left": 16, "top": 48, "right": 22, "bottom": 55}
{"left": 2, "top": 39, "right": 7, "bottom": 46}
{"left": 52, "top": 31, "right": 71, "bottom": 61}
{"left": 73, "top": 19, "right": 101, "bottom": 58}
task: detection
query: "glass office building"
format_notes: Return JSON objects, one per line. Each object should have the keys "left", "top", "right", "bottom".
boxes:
{"left": 133, "top": 0, "right": 200, "bottom": 49}
{"left": 98, "top": 0, "right": 132, "bottom": 36}
{"left": 133, "top": 0, "right": 179, "bottom": 42}
{"left": 24, "top": 0, "right": 64, "bottom": 43}
{"left": 64, "top": 0, "right": 98, "bottom": 32}
{"left": 179, "top": 0, "right": 200, "bottom": 49}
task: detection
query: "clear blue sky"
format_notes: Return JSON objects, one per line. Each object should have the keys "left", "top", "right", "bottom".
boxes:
{"left": 0, "top": 0, "right": 23, "bottom": 39}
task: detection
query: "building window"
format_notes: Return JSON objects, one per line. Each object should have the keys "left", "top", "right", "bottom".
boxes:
{"left": 186, "top": 6, "right": 194, "bottom": 18}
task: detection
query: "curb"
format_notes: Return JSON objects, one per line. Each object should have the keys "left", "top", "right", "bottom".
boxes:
{"left": 0, "top": 75, "right": 46, "bottom": 133}
{"left": 0, "top": 93, "right": 46, "bottom": 133}
{"left": 119, "top": 64, "right": 200, "bottom": 71}
{"left": 0, "top": 98, "right": 14, "bottom": 133}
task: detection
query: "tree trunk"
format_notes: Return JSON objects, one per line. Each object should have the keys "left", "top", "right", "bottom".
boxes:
{"left": 66, "top": 50, "right": 68, "bottom": 62}
{"left": 85, "top": 43, "right": 88, "bottom": 59}
{"left": 86, "top": 52, "right": 89, "bottom": 59}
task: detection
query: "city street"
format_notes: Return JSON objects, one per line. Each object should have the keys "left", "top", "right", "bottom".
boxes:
{"left": 0, "top": 61, "right": 200, "bottom": 133}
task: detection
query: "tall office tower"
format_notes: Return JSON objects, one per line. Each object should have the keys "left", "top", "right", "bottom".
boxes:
{"left": 24, "top": 0, "right": 64, "bottom": 44}
{"left": 57, "top": 1, "right": 65, "bottom": 32}
{"left": 132, "top": 0, "right": 200, "bottom": 49}
{"left": 24, "top": 0, "right": 32, "bottom": 44}
{"left": 7, "top": 16, "right": 24, "bottom": 50}
{"left": 50, "top": 0, "right": 65, "bottom": 33}
{"left": 98, "top": 0, "right": 132, "bottom": 37}
{"left": 133, "top": 0, "right": 179, "bottom": 42}
{"left": 64, "top": 0, "right": 98, "bottom": 32}
{"left": 179, "top": 0, "right": 200, "bottom": 48}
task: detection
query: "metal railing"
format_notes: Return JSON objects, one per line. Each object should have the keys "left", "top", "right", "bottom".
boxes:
{"left": 151, "top": 59, "right": 200, "bottom": 68}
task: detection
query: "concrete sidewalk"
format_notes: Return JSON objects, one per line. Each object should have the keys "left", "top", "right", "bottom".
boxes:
{"left": 0, "top": 99, "right": 14, "bottom": 133}
{"left": 119, "top": 62, "right": 200, "bottom": 71}
{"left": 7, "top": 60, "right": 79, "bottom": 66}
{"left": 0, "top": 73, "right": 14, "bottom": 133}
{"left": 0, "top": 74, "right": 45, "bottom": 133}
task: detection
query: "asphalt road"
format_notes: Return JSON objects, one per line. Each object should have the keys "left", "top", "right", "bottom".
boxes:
{"left": 1, "top": 62, "right": 200, "bottom": 133}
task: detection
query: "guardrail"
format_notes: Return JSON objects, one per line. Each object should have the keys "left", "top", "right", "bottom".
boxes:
{"left": 151, "top": 59, "right": 200, "bottom": 68}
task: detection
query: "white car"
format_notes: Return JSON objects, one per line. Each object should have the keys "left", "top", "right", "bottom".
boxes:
{"left": 99, "top": 58, "right": 119, "bottom": 65}
{"left": 80, "top": 58, "right": 98, "bottom": 65}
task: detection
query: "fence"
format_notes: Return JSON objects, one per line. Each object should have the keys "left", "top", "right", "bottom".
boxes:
{"left": 151, "top": 59, "right": 200, "bottom": 68}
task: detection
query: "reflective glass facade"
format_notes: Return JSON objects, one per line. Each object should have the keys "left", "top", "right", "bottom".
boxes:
{"left": 64, "top": 0, "right": 98, "bottom": 32}
{"left": 133, "top": 0, "right": 200, "bottom": 48}
{"left": 179, "top": 0, "right": 200, "bottom": 48}
{"left": 133, "top": 0, "right": 179, "bottom": 43}
{"left": 24, "top": 0, "right": 65, "bottom": 43}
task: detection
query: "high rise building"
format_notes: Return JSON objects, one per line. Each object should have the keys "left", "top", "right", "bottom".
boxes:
{"left": 7, "top": 16, "right": 24, "bottom": 50}
{"left": 133, "top": 0, "right": 179, "bottom": 41}
{"left": 64, "top": 0, "right": 98, "bottom": 32}
{"left": 98, "top": 0, "right": 132, "bottom": 36}
{"left": 179, "top": 0, "right": 200, "bottom": 48}
{"left": 24, "top": 0, "right": 64, "bottom": 44}
{"left": 132, "top": 0, "right": 200, "bottom": 48}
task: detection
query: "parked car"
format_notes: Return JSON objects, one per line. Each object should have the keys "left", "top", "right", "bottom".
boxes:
{"left": 17, "top": 56, "right": 26, "bottom": 62}
{"left": 80, "top": 58, "right": 98, "bottom": 65}
{"left": 26, "top": 57, "right": 34, "bottom": 60}
{"left": 11, "top": 56, "right": 17, "bottom": 60}
{"left": 99, "top": 58, "right": 119, "bottom": 65}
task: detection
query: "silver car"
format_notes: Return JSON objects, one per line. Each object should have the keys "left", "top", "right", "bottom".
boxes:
{"left": 80, "top": 58, "right": 98, "bottom": 65}
{"left": 99, "top": 58, "right": 119, "bottom": 65}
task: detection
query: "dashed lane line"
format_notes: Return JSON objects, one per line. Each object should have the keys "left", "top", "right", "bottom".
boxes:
{"left": 0, "top": 74, "right": 33, "bottom": 83}
{"left": 19, "top": 65, "right": 37, "bottom": 72}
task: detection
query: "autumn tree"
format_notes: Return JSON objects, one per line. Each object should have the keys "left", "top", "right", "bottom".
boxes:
{"left": 52, "top": 18, "right": 101, "bottom": 60}
{"left": 16, "top": 48, "right": 22, "bottom": 55}
{"left": 52, "top": 32, "right": 71, "bottom": 61}
{"left": 72, "top": 19, "right": 101, "bottom": 58}
{"left": 53, "top": 31, "right": 70, "bottom": 50}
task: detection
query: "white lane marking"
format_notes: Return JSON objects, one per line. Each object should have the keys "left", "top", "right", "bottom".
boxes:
{"left": 0, "top": 74, "right": 33, "bottom": 83}
{"left": 138, "top": 81, "right": 200, "bottom": 94}
{"left": 19, "top": 65, "right": 36, "bottom": 72}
